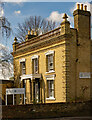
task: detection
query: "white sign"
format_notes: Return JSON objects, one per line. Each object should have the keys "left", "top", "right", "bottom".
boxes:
{"left": 6, "top": 88, "right": 25, "bottom": 95}
{"left": 6, "top": 88, "right": 25, "bottom": 105}
{"left": 79, "top": 72, "right": 91, "bottom": 78}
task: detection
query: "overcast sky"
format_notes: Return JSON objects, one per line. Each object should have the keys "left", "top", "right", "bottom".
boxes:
{"left": 0, "top": 1, "right": 92, "bottom": 50}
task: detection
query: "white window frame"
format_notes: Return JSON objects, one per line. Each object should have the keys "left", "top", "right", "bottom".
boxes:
{"left": 47, "top": 80, "right": 54, "bottom": 98}
{"left": 19, "top": 59, "right": 26, "bottom": 75}
{"left": 31, "top": 55, "right": 39, "bottom": 74}
{"left": 45, "top": 50, "right": 55, "bottom": 73}
{"left": 33, "top": 58, "right": 38, "bottom": 74}
{"left": 20, "top": 61, "right": 26, "bottom": 75}
{"left": 45, "top": 74, "right": 55, "bottom": 100}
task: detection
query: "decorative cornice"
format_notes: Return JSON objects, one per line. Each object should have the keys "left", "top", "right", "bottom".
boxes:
{"left": 13, "top": 34, "right": 72, "bottom": 57}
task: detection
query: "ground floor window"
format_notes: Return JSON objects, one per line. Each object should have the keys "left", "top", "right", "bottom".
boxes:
{"left": 47, "top": 80, "right": 54, "bottom": 98}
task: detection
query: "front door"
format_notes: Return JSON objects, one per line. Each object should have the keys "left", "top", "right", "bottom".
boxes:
{"left": 35, "top": 79, "right": 40, "bottom": 103}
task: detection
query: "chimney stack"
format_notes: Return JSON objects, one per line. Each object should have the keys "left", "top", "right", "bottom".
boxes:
{"left": 73, "top": 3, "right": 91, "bottom": 40}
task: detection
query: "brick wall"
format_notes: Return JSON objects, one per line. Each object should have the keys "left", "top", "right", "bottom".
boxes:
{"left": 2, "top": 101, "right": 92, "bottom": 119}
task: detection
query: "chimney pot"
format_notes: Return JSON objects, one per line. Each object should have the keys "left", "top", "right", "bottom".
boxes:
{"left": 28, "top": 30, "right": 30, "bottom": 35}
{"left": 31, "top": 30, "right": 34, "bottom": 35}
{"left": 34, "top": 31, "right": 37, "bottom": 36}
{"left": 84, "top": 5, "right": 87, "bottom": 11}
{"left": 77, "top": 4, "right": 80, "bottom": 9}
{"left": 81, "top": 4, "right": 83, "bottom": 10}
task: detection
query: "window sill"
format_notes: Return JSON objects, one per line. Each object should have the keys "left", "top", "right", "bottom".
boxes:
{"left": 46, "top": 97, "right": 56, "bottom": 101}
{"left": 46, "top": 70, "right": 55, "bottom": 74}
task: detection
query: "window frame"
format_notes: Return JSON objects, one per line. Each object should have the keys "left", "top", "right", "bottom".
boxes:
{"left": 19, "top": 59, "right": 26, "bottom": 75}
{"left": 45, "top": 50, "right": 55, "bottom": 73}
{"left": 33, "top": 58, "right": 38, "bottom": 74}
{"left": 31, "top": 55, "right": 39, "bottom": 74}
{"left": 47, "top": 80, "right": 54, "bottom": 98}
{"left": 45, "top": 74, "right": 56, "bottom": 100}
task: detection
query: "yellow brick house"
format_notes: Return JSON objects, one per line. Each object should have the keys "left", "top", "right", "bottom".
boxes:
{"left": 12, "top": 4, "right": 92, "bottom": 104}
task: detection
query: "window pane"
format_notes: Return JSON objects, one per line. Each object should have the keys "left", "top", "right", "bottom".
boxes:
{"left": 21, "top": 62, "right": 26, "bottom": 75}
{"left": 22, "top": 62, "right": 25, "bottom": 68}
{"left": 33, "top": 58, "right": 38, "bottom": 74}
{"left": 47, "top": 80, "right": 54, "bottom": 98}
{"left": 47, "top": 54, "right": 54, "bottom": 71}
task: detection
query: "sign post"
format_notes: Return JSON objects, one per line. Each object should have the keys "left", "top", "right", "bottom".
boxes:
{"left": 6, "top": 94, "right": 7, "bottom": 105}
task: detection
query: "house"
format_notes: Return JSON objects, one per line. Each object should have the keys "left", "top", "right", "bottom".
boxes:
{"left": 12, "top": 4, "right": 92, "bottom": 104}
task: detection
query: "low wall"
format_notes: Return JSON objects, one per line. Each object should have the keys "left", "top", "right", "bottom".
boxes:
{"left": 2, "top": 101, "right": 92, "bottom": 119}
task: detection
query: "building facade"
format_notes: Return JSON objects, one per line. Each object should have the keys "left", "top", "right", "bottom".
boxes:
{"left": 12, "top": 4, "right": 92, "bottom": 104}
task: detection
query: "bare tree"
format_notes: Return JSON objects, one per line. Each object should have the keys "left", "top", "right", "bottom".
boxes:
{"left": 16, "top": 16, "right": 56, "bottom": 42}
{"left": 0, "top": 2, "right": 12, "bottom": 38}
{"left": 0, "top": 2, "right": 13, "bottom": 79}
{"left": 0, "top": 45, "right": 13, "bottom": 79}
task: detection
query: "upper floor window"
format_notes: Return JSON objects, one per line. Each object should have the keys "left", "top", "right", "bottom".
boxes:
{"left": 31, "top": 55, "right": 39, "bottom": 74}
{"left": 47, "top": 54, "right": 54, "bottom": 71}
{"left": 45, "top": 50, "right": 55, "bottom": 72}
{"left": 19, "top": 58, "right": 26, "bottom": 75}
{"left": 33, "top": 58, "right": 38, "bottom": 74}
{"left": 20, "top": 61, "right": 26, "bottom": 75}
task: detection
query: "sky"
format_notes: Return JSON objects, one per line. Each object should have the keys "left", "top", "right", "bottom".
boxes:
{"left": 0, "top": 1, "right": 92, "bottom": 51}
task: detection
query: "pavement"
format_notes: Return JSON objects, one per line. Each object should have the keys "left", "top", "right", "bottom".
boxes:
{"left": 32, "top": 117, "right": 92, "bottom": 120}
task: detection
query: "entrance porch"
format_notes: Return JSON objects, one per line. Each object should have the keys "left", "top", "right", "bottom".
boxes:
{"left": 20, "top": 74, "right": 42, "bottom": 104}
